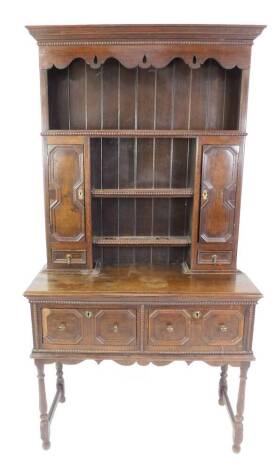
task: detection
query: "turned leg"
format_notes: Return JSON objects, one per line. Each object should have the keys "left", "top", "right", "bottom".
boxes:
{"left": 35, "top": 361, "right": 50, "bottom": 450}
{"left": 218, "top": 365, "right": 228, "bottom": 406}
{"left": 56, "top": 363, "right": 65, "bottom": 403}
{"left": 232, "top": 362, "right": 250, "bottom": 453}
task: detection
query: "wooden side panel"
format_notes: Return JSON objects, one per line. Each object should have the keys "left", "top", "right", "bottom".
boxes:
{"left": 69, "top": 59, "right": 86, "bottom": 129}
{"left": 86, "top": 65, "right": 101, "bottom": 129}
{"left": 119, "top": 67, "right": 136, "bottom": 129}
{"left": 48, "top": 67, "right": 69, "bottom": 129}
{"left": 173, "top": 60, "right": 191, "bottom": 129}
{"left": 225, "top": 67, "right": 241, "bottom": 130}
{"left": 137, "top": 68, "right": 155, "bottom": 129}
{"left": 102, "top": 59, "right": 119, "bottom": 129}
{"left": 199, "top": 145, "right": 239, "bottom": 243}
{"left": 156, "top": 66, "right": 173, "bottom": 129}
{"left": 189, "top": 66, "right": 207, "bottom": 129}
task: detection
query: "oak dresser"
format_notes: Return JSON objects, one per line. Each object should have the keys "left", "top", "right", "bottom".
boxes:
{"left": 24, "top": 24, "right": 265, "bottom": 452}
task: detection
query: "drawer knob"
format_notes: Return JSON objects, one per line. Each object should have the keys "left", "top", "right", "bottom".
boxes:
{"left": 166, "top": 324, "right": 174, "bottom": 333}
{"left": 219, "top": 324, "right": 228, "bottom": 333}
{"left": 113, "top": 323, "right": 119, "bottom": 333}
{"left": 84, "top": 311, "right": 92, "bottom": 319}
{"left": 211, "top": 254, "right": 217, "bottom": 264}
{"left": 192, "top": 311, "right": 202, "bottom": 320}
{"left": 66, "top": 253, "right": 72, "bottom": 265}
{"left": 58, "top": 322, "right": 66, "bottom": 331}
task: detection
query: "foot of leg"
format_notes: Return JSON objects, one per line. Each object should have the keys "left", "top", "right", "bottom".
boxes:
{"left": 232, "top": 362, "right": 250, "bottom": 453}
{"left": 35, "top": 360, "right": 50, "bottom": 450}
{"left": 218, "top": 365, "right": 228, "bottom": 406}
{"left": 56, "top": 363, "right": 65, "bottom": 403}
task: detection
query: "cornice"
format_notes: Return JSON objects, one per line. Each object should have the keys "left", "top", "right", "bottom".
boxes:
{"left": 26, "top": 24, "right": 266, "bottom": 44}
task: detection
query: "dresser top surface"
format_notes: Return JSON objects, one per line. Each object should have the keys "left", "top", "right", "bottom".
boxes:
{"left": 24, "top": 266, "right": 261, "bottom": 300}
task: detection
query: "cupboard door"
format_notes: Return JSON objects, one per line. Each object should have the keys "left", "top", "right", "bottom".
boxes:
{"left": 199, "top": 145, "right": 239, "bottom": 243}
{"left": 48, "top": 144, "right": 85, "bottom": 242}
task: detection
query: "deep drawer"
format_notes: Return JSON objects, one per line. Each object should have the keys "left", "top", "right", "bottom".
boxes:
{"left": 41, "top": 306, "right": 139, "bottom": 351}
{"left": 145, "top": 306, "right": 245, "bottom": 352}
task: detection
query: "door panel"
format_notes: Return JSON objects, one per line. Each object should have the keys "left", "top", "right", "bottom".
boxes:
{"left": 48, "top": 144, "right": 85, "bottom": 242}
{"left": 199, "top": 145, "right": 239, "bottom": 243}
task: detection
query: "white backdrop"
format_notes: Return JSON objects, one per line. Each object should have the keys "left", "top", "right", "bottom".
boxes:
{"left": 1, "top": 2, "right": 276, "bottom": 469}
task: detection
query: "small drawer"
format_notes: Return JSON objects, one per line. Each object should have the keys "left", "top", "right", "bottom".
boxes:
{"left": 198, "top": 251, "right": 232, "bottom": 265}
{"left": 51, "top": 249, "right": 87, "bottom": 266}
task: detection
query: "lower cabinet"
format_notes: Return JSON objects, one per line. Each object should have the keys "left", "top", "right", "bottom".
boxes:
{"left": 40, "top": 304, "right": 246, "bottom": 353}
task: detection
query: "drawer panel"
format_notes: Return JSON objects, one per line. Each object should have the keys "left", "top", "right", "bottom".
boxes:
{"left": 51, "top": 249, "right": 87, "bottom": 266}
{"left": 197, "top": 251, "right": 233, "bottom": 265}
{"left": 94, "top": 309, "right": 137, "bottom": 348}
{"left": 145, "top": 306, "right": 245, "bottom": 352}
{"left": 201, "top": 308, "right": 244, "bottom": 346}
{"left": 147, "top": 309, "right": 191, "bottom": 347}
{"left": 42, "top": 308, "right": 87, "bottom": 346}
{"left": 40, "top": 306, "right": 139, "bottom": 351}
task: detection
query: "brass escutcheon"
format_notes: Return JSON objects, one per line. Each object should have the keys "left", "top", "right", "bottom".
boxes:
{"left": 84, "top": 311, "right": 92, "bottom": 319}
{"left": 192, "top": 311, "right": 202, "bottom": 320}
{"left": 78, "top": 188, "right": 84, "bottom": 200}
{"left": 202, "top": 189, "right": 208, "bottom": 201}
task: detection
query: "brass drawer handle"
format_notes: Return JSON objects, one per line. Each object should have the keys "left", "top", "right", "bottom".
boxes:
{"left": 211, "top": 254, "right": 217, "bottom": 264}
{"left": 113, "top": 323, "right": 119, "bottom": 333}
{"left": 219, "top": 324, "right": 228, "bottom": 333}
{"left": 66, "top": 253, "right": 72, "bottom": 265}
{"left": 192, "top": 311, "right": 202, "bottom": 320}
{"left": 166, "top": 324, "right": 174, "bottom": 333}
{"left": 84, "top": 311, "right": 92, "bottom": 319}
{"left": 58, "top": 322, "right": 66, "bottom": 331}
